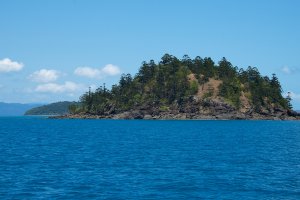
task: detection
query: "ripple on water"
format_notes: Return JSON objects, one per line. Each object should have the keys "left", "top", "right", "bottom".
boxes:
{"left": 0, "top": 118, "right": 300, "bottom": 199}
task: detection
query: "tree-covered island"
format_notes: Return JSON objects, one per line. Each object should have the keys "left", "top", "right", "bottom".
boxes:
{"left": 64, "top": 54, "right": 299, "bottom": 120}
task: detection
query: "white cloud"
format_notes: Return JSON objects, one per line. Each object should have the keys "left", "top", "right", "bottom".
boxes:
{"left": 74, "top": 67, "right": 101, "bottom": 78}
{"left": 29, "top": 69, "right": 59, "bottom": 82}
{"left": 102, "top": 64, "right": 121, "bottom": 76}
{"left": 35, "top": 81, "right": 84, "bottom": 93}
{"left": 74, "top": 64, "right": 121, "bottom": 79}
{"left": 0, "top": 58, "right": 23, "bottom": 72}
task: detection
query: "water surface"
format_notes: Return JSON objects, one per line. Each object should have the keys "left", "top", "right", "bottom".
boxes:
{"left": 0, "top": 117, "right": 299, "bottom": 199}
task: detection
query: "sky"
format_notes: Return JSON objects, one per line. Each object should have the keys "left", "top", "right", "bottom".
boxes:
{"left": 1, "top": 0, "right": 300, "bottom": 109}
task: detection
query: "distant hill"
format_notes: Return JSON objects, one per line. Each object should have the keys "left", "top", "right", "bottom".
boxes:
{"left": 0, "top": 102, "right": 42, "bottom": 116}
{"left": 25, "top": 101, "right": 78, "bottom": 116}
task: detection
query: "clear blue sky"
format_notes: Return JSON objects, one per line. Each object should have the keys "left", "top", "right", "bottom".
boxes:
{"left": 1, "top": 0, "right": 300, "bottom": 109}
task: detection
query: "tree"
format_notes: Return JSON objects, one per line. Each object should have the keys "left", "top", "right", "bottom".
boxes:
{"left": 286, "top": 92, "right": 293, "bottom": 110}
{"left": 218, "top": 57, "right": 236, "bottom": 80}
{"left": 160, "top": 53, "right": 177, "bottom": 65}
{"left": 203, "top": 57, "right": 215, "bottom": 78}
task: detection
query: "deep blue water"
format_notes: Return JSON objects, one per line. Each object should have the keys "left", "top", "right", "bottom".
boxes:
{"left": 0, "top": 117, "right": 300, "bottom": 199}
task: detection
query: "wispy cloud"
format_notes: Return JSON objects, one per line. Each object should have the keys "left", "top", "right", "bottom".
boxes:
{"left": 35, "top": 81, "right": 84, "bottom": 93}
{"left": 29, "top": 69, "right": 59, "bottom": 83}
{"left": 0, "top": 58, "right": 23, "bottom": 73}
{"left": 74, "top": 64, "right": 121, "bottom": 79}
{"left": 288, "top": 91, "right": 300, "bottom": 101}
{"left": 74, "top": 67, "right": 101, "bottom": 79}
{"left": 281, "top": 66, "right": 298, "bottom": 74}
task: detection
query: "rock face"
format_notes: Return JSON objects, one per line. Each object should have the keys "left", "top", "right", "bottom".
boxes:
{"left": 51, "top": 98, "right": 299, "bottom": 120}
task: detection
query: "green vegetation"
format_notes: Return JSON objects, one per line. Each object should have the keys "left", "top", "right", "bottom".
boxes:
{"left": 25, "top": 101, "right": 79, "bottom": 115}
{"left": 71, "top": 54, "right": 292, "bottom": 115}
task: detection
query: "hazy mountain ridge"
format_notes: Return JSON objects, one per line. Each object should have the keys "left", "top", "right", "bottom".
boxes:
{"left": 0, "top": 102, "right": 43, "bottom": 116}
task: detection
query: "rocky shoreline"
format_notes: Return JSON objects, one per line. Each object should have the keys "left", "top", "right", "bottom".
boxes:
{"left": 51, "top": 111, "right": 299, "bottom": 120}
{"left": 50, "top": 99, "right": 300, "bottom": 120}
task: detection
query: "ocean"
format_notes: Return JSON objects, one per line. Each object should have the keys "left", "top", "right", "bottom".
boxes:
{"left": 0, "top": 117, "right": 299, "bottom": 199}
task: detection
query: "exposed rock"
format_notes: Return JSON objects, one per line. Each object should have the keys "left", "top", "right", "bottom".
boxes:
{"left": 50, "top": 97, "right": 299, "bottom": 120}
{"left": 287, "top": 110, "right": 300, "bottom": 117}
{"left": 143, "top": 114, "right": 153, "bottom": 120}
{"left": 131, "top": 110, "right": 144, "bottom": 119}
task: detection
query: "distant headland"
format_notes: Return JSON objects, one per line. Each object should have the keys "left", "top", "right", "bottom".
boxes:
{"left": 53, "top": 54, "right": 300, "bottom": 120}
{"left": 25, "top": 101, "right": 79, "bottom": 116}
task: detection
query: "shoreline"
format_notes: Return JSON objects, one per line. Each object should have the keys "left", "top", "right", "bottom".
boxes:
{"left": 50, "top": 111, "right": 300, "bottom": 120}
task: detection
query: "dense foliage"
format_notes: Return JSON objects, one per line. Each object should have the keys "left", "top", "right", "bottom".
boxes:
{"left": 72, "top": 54, "right": 291, "bottom": 115}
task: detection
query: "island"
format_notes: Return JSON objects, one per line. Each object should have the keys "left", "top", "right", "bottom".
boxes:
{"left": 55, "top": 54, "right": 300, "bottom": 120}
